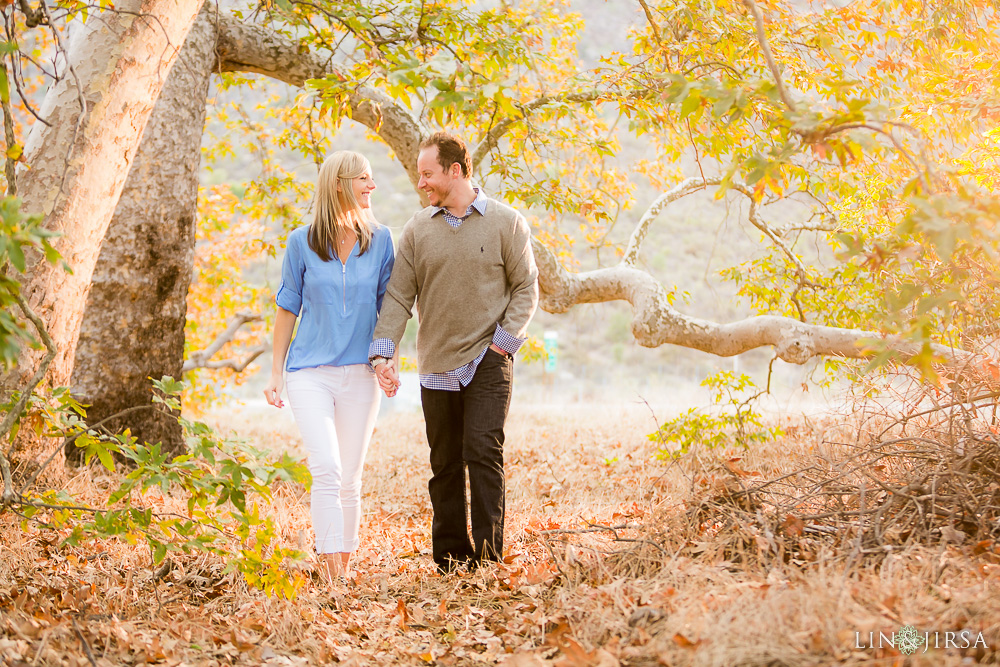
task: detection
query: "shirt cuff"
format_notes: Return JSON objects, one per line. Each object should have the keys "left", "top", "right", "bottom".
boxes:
{"left": 275, "top": 283, "right": 302, "bottom": 315}
{"left": 369, "top": 338, "right": 395, "bottom": 364}
{"left": 493, "top": 324, "right": 525, "bottom": 355}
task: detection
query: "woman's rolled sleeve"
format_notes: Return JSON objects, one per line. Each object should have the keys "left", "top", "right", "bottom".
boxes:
{"left": 276, "top": 233, "right": 304, "bottom": 315}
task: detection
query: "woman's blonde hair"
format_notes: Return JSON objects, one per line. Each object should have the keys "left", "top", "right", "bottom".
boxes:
{"left": 309, "top": 150, "right": 375, "bottom": 261}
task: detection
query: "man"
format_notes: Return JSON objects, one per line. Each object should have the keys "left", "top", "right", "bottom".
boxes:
{"left": 369, "top": 132, "right": 539, "bottom": 572}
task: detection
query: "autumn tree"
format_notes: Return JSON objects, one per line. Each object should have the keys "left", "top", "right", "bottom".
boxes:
{"left": 0, "top": 0, "right": 203, "bottom": 479}
{"left": 71, "top": 0, "right": 595, "bottom": 448}
{"left": 177, "top": 0, "right": 998, "bottom": 383}
{"left": 70, "top": 7, "right": 219, "bottom": 456}
{"left": 7, "top": 0, "right": 1000, "bottom": 472}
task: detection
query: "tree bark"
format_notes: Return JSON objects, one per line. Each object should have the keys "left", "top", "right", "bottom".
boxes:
{"left": 4, "top": 0, "right": 202, "bottom": 476}
{"left": 68, "top": 8, "right": 217, "bottom": 461}
{"left": 531, "top": 232, "right": 964, "bottom": 365}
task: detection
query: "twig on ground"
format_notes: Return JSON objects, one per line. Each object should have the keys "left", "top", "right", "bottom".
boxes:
{"left": 71, "top": 617, "right": 98, "bottom": 667}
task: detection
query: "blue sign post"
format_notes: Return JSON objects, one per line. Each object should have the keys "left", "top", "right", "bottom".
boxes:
{"left": 543, "top": 331, "right": 558, "bottom": 374}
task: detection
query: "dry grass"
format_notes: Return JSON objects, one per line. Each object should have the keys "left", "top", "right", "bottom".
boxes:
{"left": 1, "top": 399, "right": 999, "bottom": 666}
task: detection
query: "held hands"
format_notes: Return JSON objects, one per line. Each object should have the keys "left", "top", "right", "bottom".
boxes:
{"left": 264, "top": 373, "right": 284, "bottom": 408}
{"left": 374, "top": 356, "right": 400, "bottom": 398}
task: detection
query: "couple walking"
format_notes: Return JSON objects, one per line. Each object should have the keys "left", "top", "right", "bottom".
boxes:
{"left": 263, "top": 132, "right": 539, "bottom": 586}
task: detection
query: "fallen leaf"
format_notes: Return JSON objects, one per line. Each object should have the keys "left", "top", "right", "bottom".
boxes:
{"left": 673, "top": 633, "right": 701, "bottom": 648}
{"left": 782, "top": 513, "right": 805, "bottom": 537}
{"left": 396, "top": 599, "right": 409, "bottom": 629}
{"left": 502, "top": 654, "right": 545, "bottom": 667}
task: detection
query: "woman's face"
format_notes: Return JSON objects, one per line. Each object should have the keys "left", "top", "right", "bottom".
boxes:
{"left": 349, "top": 168, "right": 376, "bottom": 209}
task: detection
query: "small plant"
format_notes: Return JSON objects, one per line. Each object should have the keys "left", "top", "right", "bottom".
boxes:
{"left": 6, "top": 377, "right": 311, "bottom": 599}
{"left": 0, "top": 195, "right": 60, "bottom": 366}
{"left": 650, "top": 371, "right": 783, "bottom": 459}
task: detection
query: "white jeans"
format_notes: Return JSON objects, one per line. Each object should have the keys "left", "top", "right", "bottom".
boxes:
{"left": 285, "top": 364, "right": 381, "bottom": 554}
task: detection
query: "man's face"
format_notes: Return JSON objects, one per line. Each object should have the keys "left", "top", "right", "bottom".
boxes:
{"left": 417, "top": 146, "right": 457, "bottom": 207}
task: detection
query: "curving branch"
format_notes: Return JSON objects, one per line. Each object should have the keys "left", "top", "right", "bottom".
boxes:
{"left": 622, "top": 177, "right": 814, "bottom": 278}
{"left": 622, "top": 177, "right": 720, "bottom": 265}
{"left": 534, "top": 178, "right": 967, "bottom": 366}
{"left": 729, "top": 182, "right": 810, "bottom": 278}
{"left": 214, "top": 13, "right": 427, "bottom": 189}
{"left": 186, "top": 345, "right": 268, "bottom": 373}
{"left": 742, "top": 0, "right": 795, "bottom": 111}
{"left": 182, "top": 311, "right": 264, "bottom": 373}
{"left": 214, "top": 14, "right": 610, "bottom": 196}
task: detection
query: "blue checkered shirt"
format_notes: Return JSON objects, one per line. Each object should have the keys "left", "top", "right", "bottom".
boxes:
{"left": 369, "top": 188, "right": 526, "bottom": 390}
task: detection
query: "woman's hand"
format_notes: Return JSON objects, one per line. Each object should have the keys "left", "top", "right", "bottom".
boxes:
{"left": 267, "top": 308, "right": 296, "bottom": 408}
{"left": 375, "top": 360, "right": 397, "bottom": 397}
{"left": 264, "top": 373, "right": 285, "bottom": 408}
{"left": 374, "top": 355, "right": 400, "bottom": 398}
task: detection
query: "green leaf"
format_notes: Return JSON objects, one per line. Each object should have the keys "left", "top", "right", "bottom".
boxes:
{"left": 711, "top": 89, "right": 736, "bottom": 118}
{"left": 97, "top": 445, "right": 115, "bottom": 472}
{"left": 152, "top": 541, "right": 167, "bottom": 565}
{"left": 8, "top": 241, "right": 24, "bottom": 272}
{"left": 0, "top": 66, "right": 9, "bottom": 105}
{"left": 679, "top": 92, "right": 701, "bottom": 119}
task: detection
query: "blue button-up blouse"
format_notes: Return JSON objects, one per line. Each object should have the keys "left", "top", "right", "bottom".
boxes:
{"left": 276, "top": 223, "right": 395, "bottom": 372}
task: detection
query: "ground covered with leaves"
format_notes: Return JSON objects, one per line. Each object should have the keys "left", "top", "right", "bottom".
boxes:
{"left": 2, "top": 402, "right": 999, "bottom": 666}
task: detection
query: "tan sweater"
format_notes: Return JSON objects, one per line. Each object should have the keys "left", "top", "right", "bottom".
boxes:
{"left": 374, "top": 198, "right": 539, "bottom": 373}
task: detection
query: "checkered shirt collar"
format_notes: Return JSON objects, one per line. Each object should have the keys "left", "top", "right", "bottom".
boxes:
{"left": 430, "top": 187, "right": 488, "bottom": 219}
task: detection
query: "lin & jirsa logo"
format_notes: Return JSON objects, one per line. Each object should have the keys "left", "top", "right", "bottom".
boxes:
{"left": 855, "top": 624, "right": 988, "bottom": 655}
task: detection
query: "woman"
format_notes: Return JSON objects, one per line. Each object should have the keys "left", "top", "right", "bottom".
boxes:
{"left": 264, "top": 150, "right": 395, "bottom": 588}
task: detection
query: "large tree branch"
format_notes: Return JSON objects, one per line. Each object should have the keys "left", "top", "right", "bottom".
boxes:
{"left": 535, "top": 235, "right": 960, "bottom": 363}
{"left": 185, "top": 345, "right": 268, "bottom": 373}
{"left": 535, "top": 174, "right": 970, "bottom": 366}
{"left": 213, "top": 14, "right": 427, "bottom": 189}
{"left": 214, "top": 14, "right": 610, "bottom": 196}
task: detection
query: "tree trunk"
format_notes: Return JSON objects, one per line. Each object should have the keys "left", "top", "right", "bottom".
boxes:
{"left": 68, "top": 9, "right": 217, "bottom": 461}
{"left": 4, "top": 0, "right": 202, "bottom": 477}
{"left": 67, "top": 14, "right": 427, "bottom": 463}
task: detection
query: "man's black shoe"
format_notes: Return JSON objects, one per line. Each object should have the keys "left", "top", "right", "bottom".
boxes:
{"left": 435, "top": 555, "right": 479, "bottom": 574}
